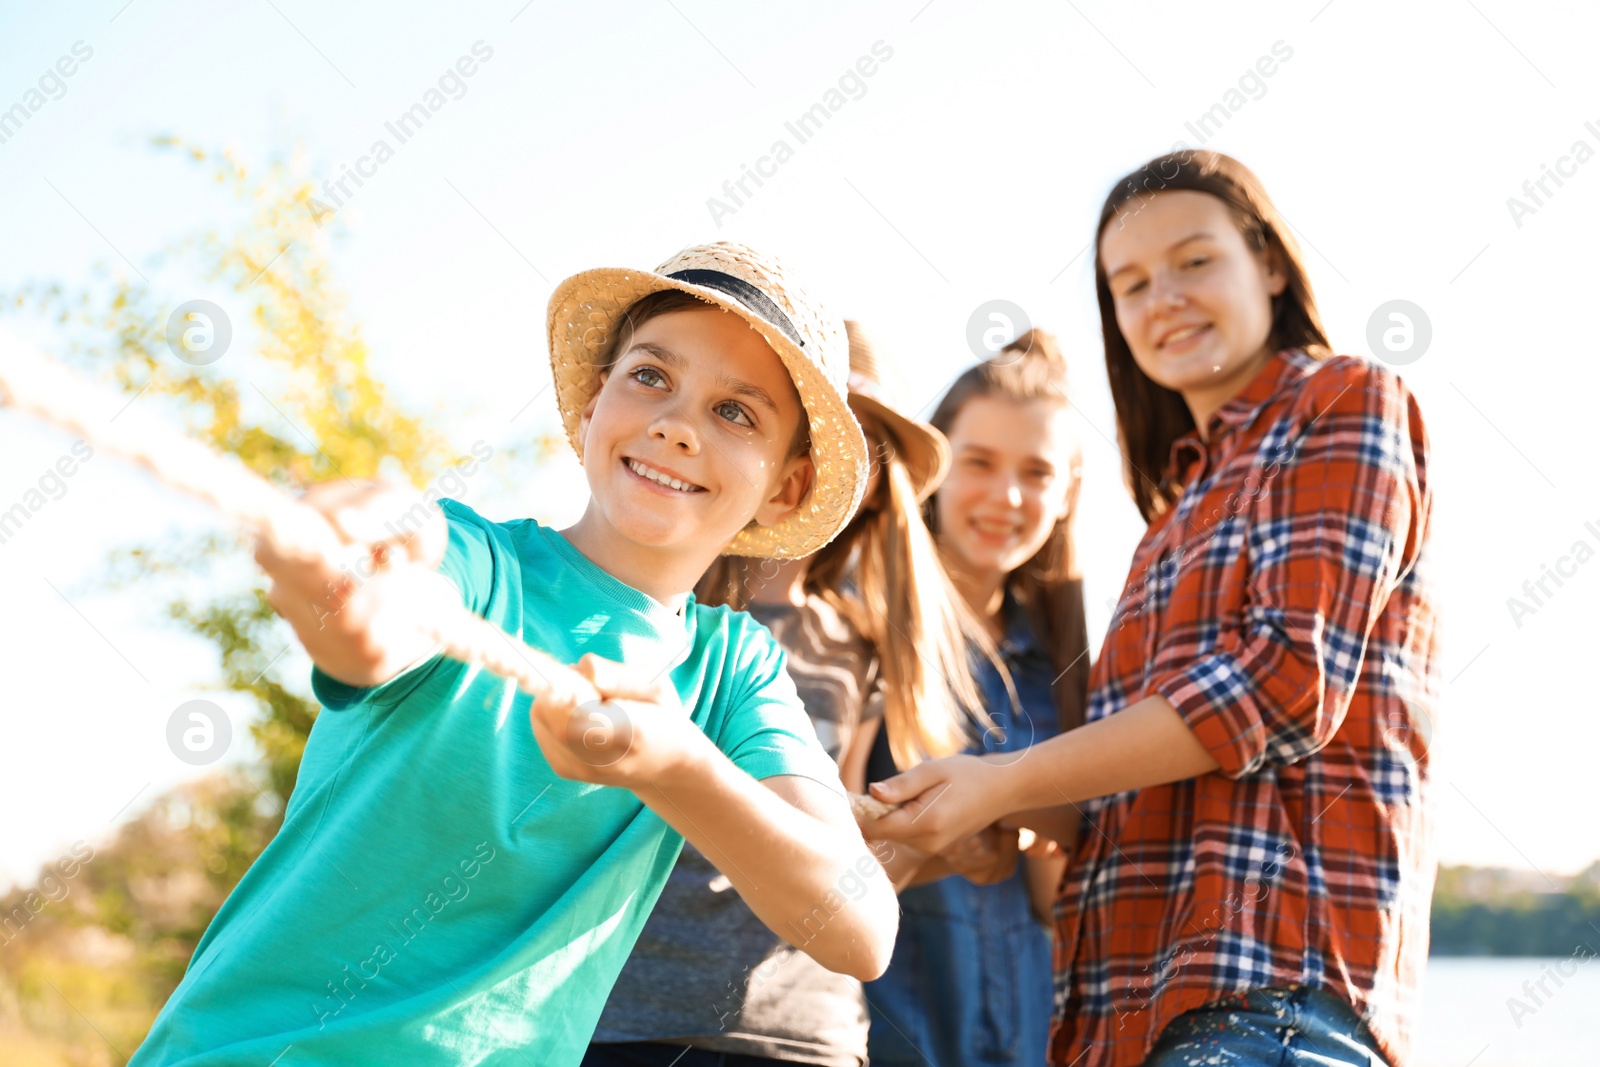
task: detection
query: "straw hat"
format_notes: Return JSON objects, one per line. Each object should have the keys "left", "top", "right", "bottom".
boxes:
{"left": 547, "top": 242, "right": 868, "bottom": 559}
{"left": 844, "top": 321, "right": 950, "bottom": 502}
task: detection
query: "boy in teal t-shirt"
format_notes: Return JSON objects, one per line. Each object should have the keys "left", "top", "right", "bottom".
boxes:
{"left": 131, "top": 242, "right": 898, "bottom": 1066}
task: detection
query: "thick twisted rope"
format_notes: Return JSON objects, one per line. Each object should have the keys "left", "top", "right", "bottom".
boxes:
{"left": 0, "top": 330, "right": 598, "bottom": 710}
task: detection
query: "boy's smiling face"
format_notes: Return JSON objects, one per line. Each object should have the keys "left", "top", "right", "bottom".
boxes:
{"left": 569, "top": 303, "right": 813, "bottom": 601}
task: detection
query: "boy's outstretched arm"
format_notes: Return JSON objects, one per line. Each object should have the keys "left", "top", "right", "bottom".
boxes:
{"left": 254, "top": 481, "right": 456, "bottom": 687}
{"left": 545, "top": 657, "right": 900, "bottom": 982}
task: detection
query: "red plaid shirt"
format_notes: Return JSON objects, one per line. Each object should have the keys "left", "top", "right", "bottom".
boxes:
{"left": 1051, "top": 350, "right": 1440, "bottom": 1067}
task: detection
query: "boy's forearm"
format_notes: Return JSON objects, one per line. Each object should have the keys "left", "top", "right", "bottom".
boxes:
{"left": 633, "top": 737, "right": 898, "bottom": 981}
{"left": 255, "top": 482, "right": 454, "bottom": 689}
{"left": 267, "top": 572, "right": 383, "bottom": 684}
{"left": 265, "top": 562, "right": 459, "bottom": 689}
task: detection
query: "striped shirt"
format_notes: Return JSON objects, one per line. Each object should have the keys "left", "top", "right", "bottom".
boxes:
{"left": 1050, "top": 349, "right": 1440, "bottom": 1067}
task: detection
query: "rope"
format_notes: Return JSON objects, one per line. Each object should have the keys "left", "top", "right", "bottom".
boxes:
{"left": 0, "top": 329, "right": 598, "bottom": 711}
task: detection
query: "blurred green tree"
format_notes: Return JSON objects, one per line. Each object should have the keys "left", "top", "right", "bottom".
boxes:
{"left": 0, "top": 138, "right": 559, "bottom": 1063}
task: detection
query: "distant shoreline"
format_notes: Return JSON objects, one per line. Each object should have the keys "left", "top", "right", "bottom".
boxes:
{"left": 1430, "top": 861, "right": 1600, "bottom": 957}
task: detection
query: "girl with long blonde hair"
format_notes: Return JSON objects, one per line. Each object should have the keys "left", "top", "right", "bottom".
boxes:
{"left": 861, "top": 328, "right": 1090, "bottom": 1067}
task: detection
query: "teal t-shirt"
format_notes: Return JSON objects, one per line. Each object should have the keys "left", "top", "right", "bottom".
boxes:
{"left": 131, "top": 499, "right": 842, "bottom": 1067}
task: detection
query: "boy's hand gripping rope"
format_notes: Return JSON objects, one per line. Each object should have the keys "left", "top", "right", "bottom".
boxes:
{"left": 0, "top": 333, "right": 600, "bottom": 711}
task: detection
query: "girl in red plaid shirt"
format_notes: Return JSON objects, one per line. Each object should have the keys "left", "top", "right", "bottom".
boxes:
{"left": 864, "top": 150, "right": 1439, "bottom": 1067}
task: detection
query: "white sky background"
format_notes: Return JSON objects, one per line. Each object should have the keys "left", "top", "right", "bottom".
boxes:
{"left": 0, "top": 0, "right": 1596, "bottom": 891}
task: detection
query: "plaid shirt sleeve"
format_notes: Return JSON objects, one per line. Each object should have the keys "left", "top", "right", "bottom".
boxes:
{"left": 1150, "top": 358, "right": 1426, "bottom": 778}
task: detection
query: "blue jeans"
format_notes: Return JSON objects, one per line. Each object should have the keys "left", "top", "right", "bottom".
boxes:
{"left": 1144, "top": 986, "right": 1390, "bottom": 1067}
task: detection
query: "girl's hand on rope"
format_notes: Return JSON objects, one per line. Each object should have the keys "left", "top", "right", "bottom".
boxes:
{"left": 860, "top": 753, "right": 1017, "bottom": 856}
{"left": 940, "top": 823, "right": 1023, "bottom": 886}
{"left": 255, "top": 480, "right": 455, "bottom": 688}
{"left": 529, "top": 653, "right": 710, "bottom": 789}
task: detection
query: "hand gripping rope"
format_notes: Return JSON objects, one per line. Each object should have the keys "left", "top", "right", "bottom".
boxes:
{"left": 0, "top": 330, "right": 600, "bottom": 712}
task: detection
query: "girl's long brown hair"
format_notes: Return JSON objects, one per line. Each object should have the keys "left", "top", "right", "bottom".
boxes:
{"left": 925, "top": 330, "right": 1090, "bottom": 736}
{"left": 698, "top": 409, "right": 996, "bottom": 769}
{"left": 1095, "top": 149, "right": 1332, "bottom": 523}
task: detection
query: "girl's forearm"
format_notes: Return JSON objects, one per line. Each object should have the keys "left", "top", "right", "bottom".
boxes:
{"left": 1005, "top": 805, "right": 1082, "bottom": 848}
{"left": 870, "top": 838, "right": 931, "bottom": 890}
{"left": 905, "top": 855, "right": 956, "bottom": 887}
{"left": 1023, "top": 851, "right": 1067, "bottom": 925}
{"left": 996, "top": 695, "right": 1220, "bottom": 814}
{"left": 634, "top": 736, "right": 898, "bottom": 981}
{"left": 878, "top": 845, "right": 955, "bottom": 889}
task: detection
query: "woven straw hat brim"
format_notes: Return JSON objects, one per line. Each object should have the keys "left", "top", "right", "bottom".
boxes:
{"left": 848, "top": 392, "right": 950, "bottom": 503}
{"left": 547, "top": 264, "right": 867, "bottom": 559}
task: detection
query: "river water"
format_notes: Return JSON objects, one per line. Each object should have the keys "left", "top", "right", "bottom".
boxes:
{"left": 1413, "top": 956, "right": 1599, "bottom": 1066}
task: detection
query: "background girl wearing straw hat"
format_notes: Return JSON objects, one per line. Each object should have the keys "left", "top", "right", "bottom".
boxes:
{"left": 862, "top": 329, "right": 1090, "bottom": 1067}
{"left": 585, "top": 320, "right": 999, "bottom": 1067}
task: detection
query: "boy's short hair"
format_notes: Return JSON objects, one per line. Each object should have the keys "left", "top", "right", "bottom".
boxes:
{"left": 607, "top": 289, "right": 812, "bottom": 459}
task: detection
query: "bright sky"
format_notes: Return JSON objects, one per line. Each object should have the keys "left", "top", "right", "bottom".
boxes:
{"left": 1, "top": 0, "right": 1596, "bottom": 892}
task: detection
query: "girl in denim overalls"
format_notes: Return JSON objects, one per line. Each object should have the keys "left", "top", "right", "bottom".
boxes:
{"left": 864, "top": 330, "right": 1090, "bottom": 1067}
